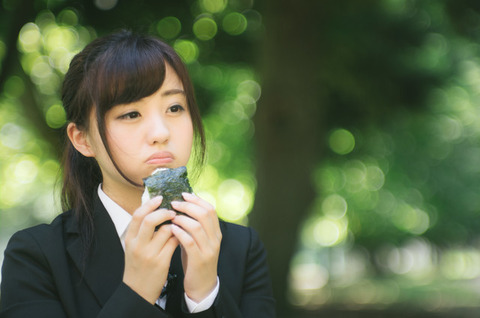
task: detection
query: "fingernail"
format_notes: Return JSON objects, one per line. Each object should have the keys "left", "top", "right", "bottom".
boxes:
{"left": 171, "top": 201, "right": 180, "bottom": 207}
{"left": 182, "top": 192, "right": 194, "bottom": 199}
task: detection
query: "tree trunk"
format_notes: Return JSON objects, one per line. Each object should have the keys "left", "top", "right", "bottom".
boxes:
{"left": 251, "top": 0, "right": 326, "bottom": 315}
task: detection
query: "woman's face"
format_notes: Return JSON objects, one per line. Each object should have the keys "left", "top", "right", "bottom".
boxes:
{"left": 85, "top": 63, "right": 194, "bottom": 194}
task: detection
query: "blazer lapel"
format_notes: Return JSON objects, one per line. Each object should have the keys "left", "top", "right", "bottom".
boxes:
{"left": 66, "top": 193, "right": 125, "bottom": 306}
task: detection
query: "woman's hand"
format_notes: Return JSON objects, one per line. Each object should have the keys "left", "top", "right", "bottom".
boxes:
{"left": 171, "top": 193, "right": 222, "bottom": 303}
{"left": 123, "top": 196, "right": 179, "bottom": 304}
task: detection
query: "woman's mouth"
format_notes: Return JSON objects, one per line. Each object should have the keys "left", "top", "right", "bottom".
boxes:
{"left": 146, "top": 152, "right": 174, "bottom": 165}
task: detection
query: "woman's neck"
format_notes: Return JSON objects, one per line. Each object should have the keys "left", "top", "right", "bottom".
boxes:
{"left": 101, "top": 182, "right": 143, "bottom": 215}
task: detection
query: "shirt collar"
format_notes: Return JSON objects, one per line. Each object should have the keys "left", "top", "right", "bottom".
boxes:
{"left": 97, "top": 184, "right": 132, "bottom": 241}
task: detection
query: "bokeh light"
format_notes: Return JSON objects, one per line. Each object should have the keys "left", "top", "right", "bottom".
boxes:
{"left": 0, "top": 123, "right": 26, "bottom": 150}
{"left": 14, "top": 156, "right": 39, "bottom": 184}
{"left": 243, "top": 9, "right": 262, "bottom": 32}
{"left": 57, "top": 9, "right": 78, "bottom": 26}
{"left": 313, "top": 217, "right": 348, "bottom": 247}
{"left": 94, "top": 0, "right": 118, "bottom": 11}
{"left": 174, "top": 39, "right": 199, "bottom": 63}
{"left": 200, "top": 0, "right": 227, "bottom": 14}
{"left": 322, "top": 194, "right": 347, "bottom": 219}
{"left": 43, "top": 26, "right": 79, "bottom": 53}
{"left": 3, "top": 76, "right": 25, "bottom": 98}
{"left": 290, "top": 263, "right": 329, "bottom": 291}
{"left": 199, "top": 65, "right": 224, "bottom": 89}
{"left": 392, "top": 203, "right": 430, "bottom": 235}
{"left": 45, "top": 104, "right": 66, "bottom": 129}
{"left": 217, "top": 179, "right": 252, "bottom": 221}
{"left": 157, "top": 17, "right": 182, "bottom": 40}
{"left": 329, "top": 128, "right": 355, "bottom": 155}
{"left": 18, "top": 23, "right": 42, "bottom": 53}
{"left": 222, "top": 12, "right": 248, "bottom": 35}
{"left": 441, "top": 249, "right": 480, "bottom": 280}
{"left": 365, "top": 166, "right": 385, "bottom": 191}
{"left": 193, "top": 16, "right": 218, "bottom": 41}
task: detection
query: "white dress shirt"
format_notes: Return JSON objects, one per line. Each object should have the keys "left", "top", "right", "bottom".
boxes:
{"left": 97, "top": 185, "right": 219, "bottom": 312}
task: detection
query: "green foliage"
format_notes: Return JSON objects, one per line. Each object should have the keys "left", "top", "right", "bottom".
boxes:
{"left": 289, "top": 0, "right": 480, "bottom": 310}
{"left": 3, "top": 0, "right": 480, "bottom": 313}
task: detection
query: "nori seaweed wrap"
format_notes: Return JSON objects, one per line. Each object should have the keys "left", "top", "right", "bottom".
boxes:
{"left": 142, "top": 166, "right": 193, "bottom": 216}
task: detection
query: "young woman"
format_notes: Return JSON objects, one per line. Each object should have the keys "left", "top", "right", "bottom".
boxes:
{"left": 0, "top": 30, "right": 275, "bottom": 317}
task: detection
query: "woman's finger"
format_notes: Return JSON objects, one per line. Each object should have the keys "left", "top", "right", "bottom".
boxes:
{"left": 172, "top": 198, "right": 220, "bottom": 242}
{"left": 149, "top": 224, "right": 178, "bottom": 254}
{"left": 182, "top": 192, "right": 215, "bottom": 213}
{"left": 158, "top": 235, "right": 180, "bottom": 259}
{"left": 171, "top": 224, "right": 199, "bottom": 254}
{"left": 172, "top": 214, "right": 210, "bottom": 249}
{"left": 182, "top": 193, "right": 220, "bottom": 234}
{"left": 136, "top": 209, "right": 176, "bottom": 244}
{"left": 126, "top": 196, "right": 163, "bottom": 241}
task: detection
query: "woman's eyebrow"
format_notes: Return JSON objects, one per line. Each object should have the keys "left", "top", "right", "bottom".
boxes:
{"left": 161, "top": 88, "right": 186, "bottom": 96}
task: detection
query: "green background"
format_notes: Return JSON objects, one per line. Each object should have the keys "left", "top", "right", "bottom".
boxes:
{"left": 2, "top": 0, "right": 480, "bottom": 316}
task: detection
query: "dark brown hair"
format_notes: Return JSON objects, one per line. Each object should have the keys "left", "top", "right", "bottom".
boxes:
{"left": 61, "top": 30, "right": 206, "bottom": 252}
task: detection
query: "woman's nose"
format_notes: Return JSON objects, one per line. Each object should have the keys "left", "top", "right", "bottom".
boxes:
{"left": 146, "top": 114, "right": 170, "bottom": 145}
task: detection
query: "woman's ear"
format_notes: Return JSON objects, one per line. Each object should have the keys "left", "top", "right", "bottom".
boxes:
{"left": 67, "top": 122, "right": 95, "bottom": 157}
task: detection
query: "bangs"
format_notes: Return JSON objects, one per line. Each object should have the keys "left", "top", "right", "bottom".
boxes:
{"left": 89, "top": 37, "right": 168, "bottom": 112}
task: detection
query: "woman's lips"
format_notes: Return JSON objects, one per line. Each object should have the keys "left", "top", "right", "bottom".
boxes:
{"left": 146, "top": 152, "right": 174, "bottom": 165}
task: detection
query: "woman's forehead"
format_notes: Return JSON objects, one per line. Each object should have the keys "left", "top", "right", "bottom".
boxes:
{"left": 161, "top": 63, "right": 185, "bottom": 91}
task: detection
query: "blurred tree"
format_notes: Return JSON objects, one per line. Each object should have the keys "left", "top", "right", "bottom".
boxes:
{"left": 251, "top": 0, "right": 451, "bottom": 313}
{"left": 251, "top": 0, "right": 323, "bottom": 314}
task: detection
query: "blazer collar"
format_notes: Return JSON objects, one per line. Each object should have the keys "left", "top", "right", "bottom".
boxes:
{"left": 64, "top": 192, "right": 186, "bottom": 310}
{"left": 65, "top": 192, "right": 125, "bottom": 306}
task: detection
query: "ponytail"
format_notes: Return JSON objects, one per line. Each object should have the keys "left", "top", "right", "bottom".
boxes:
{"left": 61, "top": 141, "right": 102, "bottom": 255}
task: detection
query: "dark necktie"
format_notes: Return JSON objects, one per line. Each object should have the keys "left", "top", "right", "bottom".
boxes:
{"left": 161, "top": 273, "right": 177, "bottom": 298}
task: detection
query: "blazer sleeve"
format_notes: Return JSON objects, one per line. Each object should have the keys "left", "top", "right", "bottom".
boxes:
{"left": 0, "top": 230, "right": 68, "bottom": 317}
{"left": 0, "top": 230, "right": 171, "bottom": 318}
{"left": 180, "top": 227, "right": 276, "bottom": 318}
{"left": 238, "top": 227, "right": 276, "bottom": 317}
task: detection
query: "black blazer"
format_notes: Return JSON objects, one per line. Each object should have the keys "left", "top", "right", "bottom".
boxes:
{"left": 0, "top": 193, "right": 276, "bottom": 317}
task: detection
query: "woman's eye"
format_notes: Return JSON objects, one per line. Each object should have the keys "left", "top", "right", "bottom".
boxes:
{"left": 168, "top": 105, "right": 185, "bottom": 113}
{"left": 119, "top": 111, "right": 140, "bottom": 119}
